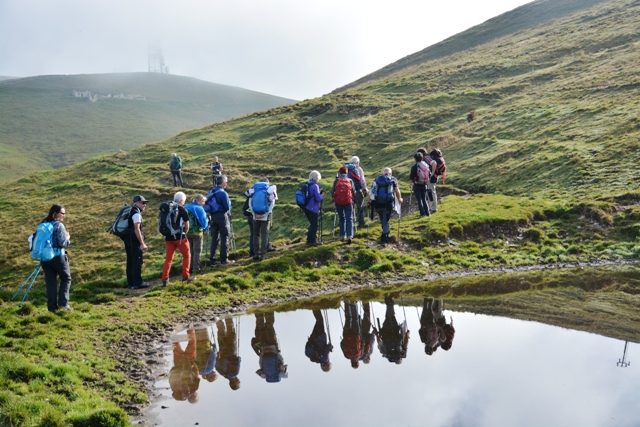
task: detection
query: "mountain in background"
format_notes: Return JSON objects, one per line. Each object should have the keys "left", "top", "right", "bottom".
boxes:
{"left": 0, "top": 72, "right": 295, "bottom": 182}
{"left": 332, "top": 0, "right": 610, "bottom": 93}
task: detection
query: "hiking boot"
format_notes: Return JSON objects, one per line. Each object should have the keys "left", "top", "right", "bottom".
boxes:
{"left": 307, "top": 242, "right": 323, "bottom": 246}
{"left": 253, "top": 256, "right": 260, "bottom": 261}
{"left": 182, "top": 277, "right": 196, "bottom": 283}
{"left": 347, "top": 238, "right": 352, "bottom": 245}
{"left": 162, "top": 280, "right": 169, "bottom": 287}
{"left": 260, "top": 254, "right": 267, "bottom": 261}
{"left": 128, "top": 285, "right": 141, "bottom": 290}
{"left": 268, "top": 246, "right": 276, "bottom": 252}
{"left": 139, "top": 283, "right": 150, "bottom": 288}
{"left": 58, "top": 305, "right": 73, "bottom": 312}
{"left": 220, "top": 259, "right": 235, "bottom": 265}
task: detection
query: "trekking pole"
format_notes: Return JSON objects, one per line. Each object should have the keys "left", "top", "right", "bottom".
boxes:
{"left": 332, "top": 208, "right": 337, "bottom": 239}
{"left": 397, "top": 205, "right": 402, "bottom": 242}
{"left": 416, "top": 306, "right": 421, "bottom": 322}
{"left": 352, "top": 207, "right": 357, "bottom": 235}
{"left": 11, "top": 265, "right": 42, "bottom": 306}
{"left": 318, "top": 199, "right": 324, "bottom": 244}
{"left": 323, "top": 309, "right": 332, "bottom": 347}
{"left": 409, "top": 188, "right": 413, "bottom": 215}
{"left": 204, "top": 231, "right": 210, "bottom": 268}
{"left": 229, "top": 215, "right": 237, "bottom": 252}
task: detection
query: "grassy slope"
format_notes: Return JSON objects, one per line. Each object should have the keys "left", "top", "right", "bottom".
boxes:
{"left": 0, "top": 73, "right": 295, "bottom": 182}
{"left": 1, "top": 0, "right": 640, "bottom": 425}
{"left": 332, "top": 0, "right": 611, "bottom": 93}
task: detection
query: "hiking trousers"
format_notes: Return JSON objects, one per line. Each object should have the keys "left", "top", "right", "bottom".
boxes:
{"left": 335, "top": 203, "right": 353, "bottom": 238}
{"left": 122, "top": 235, "right": 144, "bottom": 288}
{"left": 376, "top": 205, "right": 392, "bottom": 242}
{"left": 210, "top": 212, "right": 230, "bottom": 262}
{"left": 253, "top": 218, "right": 271, "bottom": 258}
{"left": 426, "top": 181, "right": 437, "bottom": 213}
{"left": 41, "top": 254, "right": 71, "bottom": 312}
{"left": 354, "top": 189, "right": 366, "bottom": 226}
{"left": 171, "top": 170, "right": 183, "bottom": 187}
{"left": 303, "top": 209, "right": 319, "bottom": 244}
{"left": 413, "top": 184, "right": 430, "bottom": 216}
{"left": 187, "top": 233, "right": 203, "bottom": 273}
{"left": 162, "top": 239, "right": 191, "bottom": 281}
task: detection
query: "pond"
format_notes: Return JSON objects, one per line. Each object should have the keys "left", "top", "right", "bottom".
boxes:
{"left": 149, "top": 292, "right": 640, "bottom": 427}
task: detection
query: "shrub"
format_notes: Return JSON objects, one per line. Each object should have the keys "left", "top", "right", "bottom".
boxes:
{"left": 370, "top": 261, "right": 394, "bottom": 273}
{"left": 524, "top": 227, "right": 544, "bottom": 242}
{"left": 67, "top": 408, "right": 128, "bottom": 427}
{"left": 93, "top": 293, "right": 117, "bottom": 303}
{"left": 222, "top": 275, "right": 252, "bottom": 290}
{"left": 353, "top": 249, "right": 381, "bottom": 271}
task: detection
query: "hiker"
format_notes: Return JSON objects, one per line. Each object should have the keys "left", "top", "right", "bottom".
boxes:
{"left": 160, "top": 191, "right": 194, "bottom": 286}
{"left": 169, "top": 328, "right": 200, "bottom": 403}
{"left": 38, "top": 204, "right": 72, "bottom": 312}
{"left": 205, "top": 175, "right": 234, "bottom": 266}
{"left": 369, "top": 168, "right": 403, "bottom": 245}
{"left": 418, "top": 147, "right": 446, "bottom": 213}
{"left": 216, "top": 318, "right": 241, "bottom": 390}
{"left": 346, "top": 156, "right": 368, "bottom": 228}
{"left": 332, "top": 166, "right": 356, "bottom": 244}
{"left": 194, "top": 327, "right": 218, "bottom": 383}
{"left": 409, "top": 152, "right": 431, "bottom": 217}
{"left": 122, "top": 195, "right": 149, "bottom": 290}
{"left": 249, "top": 178, "right": 277, "bottom": 261}
{"left": 375, "top": 295, "right": 410, "bottom": 364}
{"left": 169, "top": 153, "right": 183, "bottom": 187}
{"left": 184, "top": 194, "right": 209, "bottom": 275}
{"left": 252, "top": 312, "right": 288, "bottom": 383}
{"left": 210, "top": 156, "right": 223, "bottom": 187}
{"left": 303, "top": 170, "right": 324, "bottom": 246}
{"left": 304, "top": 310, "right": 333, "bottom": 372}
{"left": 340, "top": 301, "right": 363, "bottom": 369}
{"left": 419, "top": 298, "right": 448, "bottom": 355}
{"left": 360, "top": 302, "right": 376, "bottom": 365}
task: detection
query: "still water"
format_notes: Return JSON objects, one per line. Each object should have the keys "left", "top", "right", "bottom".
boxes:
{"left": 151, "top": 297, "right": 639, "bottom": 427}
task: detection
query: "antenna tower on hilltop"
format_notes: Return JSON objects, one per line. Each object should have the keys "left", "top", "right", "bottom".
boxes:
{"left": 148, "top": 42, "right": 169, "bottom": 74}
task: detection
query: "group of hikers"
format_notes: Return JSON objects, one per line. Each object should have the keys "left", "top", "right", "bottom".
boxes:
{"left": 169, "top": 296, "right": 455, "bottom": 401}
{"left": 28, "top": 148, "right": 446, "bottom": 310}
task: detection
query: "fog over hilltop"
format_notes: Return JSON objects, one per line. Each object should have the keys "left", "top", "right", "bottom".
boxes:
{"left": 0, "top": 0, "right": 532, "bottom": 100}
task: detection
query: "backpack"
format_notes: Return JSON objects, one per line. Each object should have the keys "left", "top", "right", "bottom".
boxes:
{"left": 374, "top": 175, "right": 394, "bottom": 205}
{"left": 158, "top": 201, "right": 183, "bottom": 237}
{"left": 295, "top": 182, "right": 310, "bottom": 208}
{"left": 31, "top": 222, "right": 61, "bottom": 262}
{"left": 333, "top": 177, "right": 353, "bottom": 206}
{"left": 415, "top": 161, "right": 430, "bottom": 184}
{"left": 185, "top": 208, "right": 202, "bottom": 234}
{"left": 430, "top": 149, "right": 446, "bottom": 177}
{"left": 261, "top": 352, "right": 281, "bottom": 383}
{"left": 205, "top": 188, "right": 221, "bottom": 213}
{"left": 251, "top": 182, "right": 271, "bottom": 215}
{"left": 344, "top": 163, "right": 362, "bottom": 191}
{"left": 109, "top": 204, "right": 133, "bottom": 237}
{"left": 171, "top": 156, "right": 182, "bottom": 170}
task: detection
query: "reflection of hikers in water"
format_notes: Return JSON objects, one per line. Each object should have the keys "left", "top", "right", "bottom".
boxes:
{"left": 419, "top": 298, "right": 455, "bottom": 355}
{"left": 305, "top": 310, "right": 333, "bottom": 372}
{"left": 194, "top": 327, "right": 218, "bottom": 383}
{"left": 252, "top": 312, "right": 288, "bottom": 383}
{"left": 169, "top": 329, "right": 200, "bottom": 403}
{"left": 215, "top": 318, "right": 241, "bottom": 390}
{"left": 375, "top": 296, "right": 410, "bottom": 364}
{"left": 341, "top": 302, "right": 363, "bottom": 368}
{"left": 360, "top": 302, "right": 376, "bottom": 364}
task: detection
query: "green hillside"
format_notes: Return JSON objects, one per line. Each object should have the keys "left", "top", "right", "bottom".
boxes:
{"left": 2, "top": 0, "right": 640, "bottom": 424}
{"left": 0, "top": 72, "right": 295, "bottom": 182}
{"left": 333, "top": 0, "right": 610, "bottom": 93}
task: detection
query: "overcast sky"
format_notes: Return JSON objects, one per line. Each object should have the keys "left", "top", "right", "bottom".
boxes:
{"left": 0, "top": 0, "right": 532, "bottom": 100}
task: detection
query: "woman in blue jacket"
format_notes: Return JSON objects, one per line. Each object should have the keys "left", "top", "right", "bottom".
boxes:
{"left": 40, "top": 204, "right": 72, "bottom": 312}
{"left": 303, "top": 170, "right": 324, "bottom": 246}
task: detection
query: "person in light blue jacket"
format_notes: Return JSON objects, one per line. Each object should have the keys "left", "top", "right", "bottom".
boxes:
{"left": 39, "top": 204, "right": 72, "bottom": 312}
{"left": 184, "top": 194, "right": 209, "bottom": 275}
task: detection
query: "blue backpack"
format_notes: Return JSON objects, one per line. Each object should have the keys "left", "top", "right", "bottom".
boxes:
{"left": 31, "top": 222, "right": 61, "bottom": 262}
{"left": 262, "top": 352, "right": 281, "bottom": 383}
{"left": 295, "top": 182, "right": 310, "bottom": 208}
{"left": 344, "top": 163, "right": 362, "bottom": 191}
{"left": 252, "top": 182, "right": 271, "bottom": 215}
{"left": 375, "top": 176, "right": 393, "bottom": 205}
{"left": 206, "top": 188, "right": 221, "bottom": 213}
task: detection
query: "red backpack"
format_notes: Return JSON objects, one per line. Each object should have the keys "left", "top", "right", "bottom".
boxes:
{"left": 333, "top": 177, "right": 353, "bottom": 206}
{"left": 415, "top": 161, "right": 430, "bottom": 184}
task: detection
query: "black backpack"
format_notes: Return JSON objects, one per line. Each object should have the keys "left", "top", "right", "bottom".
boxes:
{"left": 158, "top": 201, "right": 183, "bottom": 237}
{"left": 109, "top": 205, "right": 134, "bottom": 237}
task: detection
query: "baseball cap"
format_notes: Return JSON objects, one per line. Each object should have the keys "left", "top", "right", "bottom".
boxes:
{"left": 133, "top": 195, "right": 148, "bottom": 204}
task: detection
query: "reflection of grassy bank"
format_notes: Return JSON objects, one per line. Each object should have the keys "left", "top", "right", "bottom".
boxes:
{"left": 265, "top": 265, "right": 640, "bottom": 343}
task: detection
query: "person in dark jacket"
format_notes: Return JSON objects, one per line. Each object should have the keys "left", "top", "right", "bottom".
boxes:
{"left": 205, "top": 175, "right": 235, "bottom": 265}
{"left": 38, "top": 204, "right": 72, "bottom": 312}
{"left": 409, "top": 152, "right": 430, "bottom": 217}
{"left": 305, "top": 310, "right": 333, "bottom": 372}
{"left": 375, "top": 295, "right": 410, "bottom": 364}
{"left": 303, "top": 170, "right": 324, "bottom": 246}
{"left": 122, "top": 195, "right": 149, "bottom": 289}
